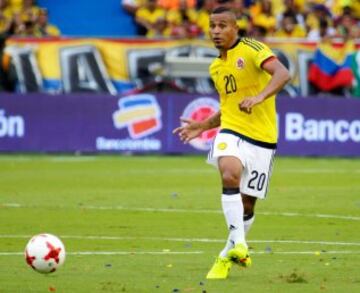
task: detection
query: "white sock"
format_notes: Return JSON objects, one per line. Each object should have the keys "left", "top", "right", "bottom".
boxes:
{"left": 219, "top": 215, "right": 253, "bottom": 258}
{"left": 219, "top": 193, "right": 250, "bottom": 257}
{"left": 244, "top": 214, "right": 255, "bottom": 235}
{"left": 221, "top": 189, "right": 246, "bottom": 248}
{"left": 219, "top": 234, "right": 233, "bottom": 258}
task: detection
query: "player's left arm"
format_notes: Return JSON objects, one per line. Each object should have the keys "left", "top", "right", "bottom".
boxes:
{"left": 239, "top": 58, "right": 291, "bottom": 114}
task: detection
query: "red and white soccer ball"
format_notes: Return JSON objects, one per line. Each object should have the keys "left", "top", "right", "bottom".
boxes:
{"left": 25, "top": 233, "right": 66, "bottom": 273}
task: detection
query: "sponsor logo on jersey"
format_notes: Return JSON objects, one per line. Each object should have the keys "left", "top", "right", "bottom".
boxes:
{"left": 181, "top": 97, "right": 220, "bottom": 151}
{"left": 112, "top": 94, "right": 162, "bottom": 139}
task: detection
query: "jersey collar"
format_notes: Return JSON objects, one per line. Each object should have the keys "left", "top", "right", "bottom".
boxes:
{"left": 229, "top": 38, "right": 241, "bottom": 50}
{"left": 217, "top": 38, "right": 241, "bottom": 59}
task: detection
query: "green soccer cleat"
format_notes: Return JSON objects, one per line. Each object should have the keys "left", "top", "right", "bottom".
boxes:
{"left": 206, "top": 257, "right": 232, "bottom": 279}
{"left": 227, "top": 243, "right": 252, "bottom": 268}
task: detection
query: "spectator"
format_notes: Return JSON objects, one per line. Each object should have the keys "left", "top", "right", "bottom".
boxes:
{"left": 277, "top": 0, "right": 305, "bottom": 30}
{"left": 135, "top": 0, "right": 167, "bottom": 38}
{"left": 15, "top": 18, "right": 36, "bottom": 35}
{"left": 166, "top": 0, "right": 200, "bottom": 38}
{"left": 250, "top": 24, "right": 267, "bottom": 38}
{"left": 35, "top": 8, "right": 60, "bottom": 37}
{"left": 251, "top": 0, "right": 276, "bottom": 36}
{"left": 16, "top": 0, "right": 40, "bottom": 23}
{"left": 0, "top": 0, "right": 13, "bottom": 18}
{"left": 197, "top": 0, "right": 215, "bottom": 37}
{"left": 233, "top": 0, "right": 252, "bottom": 36}
{"left": 13, "top": 0, "right": 40, "bottom": 35}
{"left": 334, "top": 6, "right": 360, "bottom": 39}
{"left": 0, "top": 12, "right": 12, "bottom": 35}
{"left": 307, "top": 17, "right": 336, "bottom": 41}
{"left": 0, "top": 0, "right": 13, "bottom": 35}
{"left": 8, "top": 0, "right": 22, "bottom": 12}
{"left": 325, "top": 0, "right": 360, "bottom": 19}
{"left": 158, "top": 0, "right": 196, "bottom": 10}
{"left": 121, "top": 0, "right": 148, "bottom": 35}
{"left": 274, "top": 11, "right": 306, "bottom": 38}
{"left": 305, "top": 3, "right": 333, "bottom": 34}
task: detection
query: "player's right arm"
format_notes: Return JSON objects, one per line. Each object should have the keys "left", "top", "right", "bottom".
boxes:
{"left": 173, "top": 111, "right": 221, "bottom": 143}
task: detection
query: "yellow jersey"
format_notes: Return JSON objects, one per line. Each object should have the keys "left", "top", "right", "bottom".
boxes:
{"left": 135, "top": 7, "right": 166, "bottom": 38}
{"left": 35, "top": 24, "right": 61, "bottom": 37}
{"left": 209, "top": 38, "right": 277, "bottom": 148}
{"left": 166, "top": 8, "right": 198, "bottom": 25}
{"left": 274, "top": 25, "right": 306, "bottom": 38}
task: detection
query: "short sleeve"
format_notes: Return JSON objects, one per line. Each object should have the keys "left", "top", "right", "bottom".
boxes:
{"left": 254, "top": 42, "right": 275, "bottom": 69}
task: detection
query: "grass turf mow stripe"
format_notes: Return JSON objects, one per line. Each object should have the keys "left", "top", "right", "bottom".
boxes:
{"left": 2, "top": 203, "right": 360, "bottom": 221}
{"left": 1, "top": 234, "right": 359, "bottom": 246}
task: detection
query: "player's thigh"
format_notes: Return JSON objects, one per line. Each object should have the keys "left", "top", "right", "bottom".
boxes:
{"left": 207, "top": 132, "right": 246, "bottom": 168}
{"left": 207, "top": 132, "right": 245, "bottom": 187}
{"left": 240, "top": 142, "right": 276, "bottom": 199}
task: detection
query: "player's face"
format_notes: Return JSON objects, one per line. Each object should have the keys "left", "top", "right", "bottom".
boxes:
{"left": 209, "top": 12, "right": 238, "bottom": 50}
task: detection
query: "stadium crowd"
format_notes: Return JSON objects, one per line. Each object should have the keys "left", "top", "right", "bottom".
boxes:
{"left": 0, "top": 0, "right": 60, "bottom": 37}
{"left": 123, "top": 0, "right": 360, "bottom": 40}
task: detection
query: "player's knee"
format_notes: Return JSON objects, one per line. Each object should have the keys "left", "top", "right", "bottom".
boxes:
{"left": 243, "top": 202, "right": 254, "bottom": 215}
{"left": 221, "top": 171, "right": 240, "bottom": 187}
{"left": 242, "top": 196, "right": 256, "bottom": 214}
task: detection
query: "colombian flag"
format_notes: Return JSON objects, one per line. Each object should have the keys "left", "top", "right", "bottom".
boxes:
{"left": 308, "top": 41, "right": 355, "bottom": 91}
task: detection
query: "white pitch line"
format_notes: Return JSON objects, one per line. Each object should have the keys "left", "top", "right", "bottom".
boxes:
{"left": 257, "top": 211, "right": 360, "bottom": 221}
{"left": 1, "top": 235, "right": 360, "bottom": 247}
{"left": 252, "top": 250, "right": 360, "bottom": 255}
{"left": 2, "top": 250, "right": 360, "bottom": 257}
{"left": 0, "top": 251, "right": 203, "bottom": 256}
{"left": 279, "top": 168, "right": 360, "bottom": 174}
{"left": 71, "top": 251, "right": 203, "bottom": 255}
{"left": 49, "top": 157, "right": 98, "bottom": 162}
{"left": 3, "top": 203, "right": 360, "bottom": 221}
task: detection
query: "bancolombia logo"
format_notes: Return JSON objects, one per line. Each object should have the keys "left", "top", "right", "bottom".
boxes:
{"left": 0, "top": 109, "right": 25, "bottom": 138}
{"left": 96, "top": 94, "right": 162, "bottom": 151}
{"left": 285, "top": 112, "right": 360, "bottom": 142}
{"left": 112, "top": 94, "right": 162, "bottom": 139}
{"left": 181, "top": 97, "right": 219, "bottom": 151}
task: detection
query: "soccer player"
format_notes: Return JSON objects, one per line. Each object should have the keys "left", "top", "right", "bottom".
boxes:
{"left": 173, "top": 6, "right": 290, "bottom": 279}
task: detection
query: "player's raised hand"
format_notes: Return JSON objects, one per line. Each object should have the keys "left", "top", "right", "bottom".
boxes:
{"left": 172, "top": 118, "right": 204, "bottom": 143}
{"left": 239, "top": 96, "right": 264, "bottom": 114}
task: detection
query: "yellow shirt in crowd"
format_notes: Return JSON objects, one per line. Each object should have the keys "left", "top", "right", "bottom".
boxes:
{"left": 136, "top": 7, "right": 166, "bottom": 37}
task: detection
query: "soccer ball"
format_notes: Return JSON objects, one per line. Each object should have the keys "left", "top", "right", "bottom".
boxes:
{"left": 25, "top": 233, "right": 66, "bottom": 273}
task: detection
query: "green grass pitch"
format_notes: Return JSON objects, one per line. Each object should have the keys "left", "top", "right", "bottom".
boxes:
{"left": 0, "top": 155, "right": 359, "bottom": 292}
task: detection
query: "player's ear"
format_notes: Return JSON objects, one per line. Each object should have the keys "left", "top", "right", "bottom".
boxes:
{"left": 235, "top": 24, "right": 239, "bottom": 34}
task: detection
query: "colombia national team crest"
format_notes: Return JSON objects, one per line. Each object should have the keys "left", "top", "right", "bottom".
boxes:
{"left": 236, "top": 58, "right": 245, "bottom": 69}
{"left": 181, "top": 97, "right": 220, "bottom": 151}
{"left": 112, "top": 94, "right": 162, "bottom": 139}
{"left": 217, "top": 142, "right": 227, "bottom": 150}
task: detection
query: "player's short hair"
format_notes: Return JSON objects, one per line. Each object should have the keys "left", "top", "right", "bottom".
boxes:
{"left": 216, "top": 0, "right": 234, "bottom": 4}
{"left": 211, "top": 6, "right": 234, "bottom": 15}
